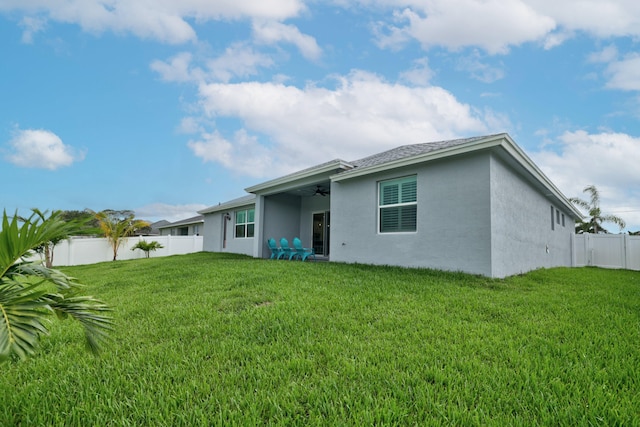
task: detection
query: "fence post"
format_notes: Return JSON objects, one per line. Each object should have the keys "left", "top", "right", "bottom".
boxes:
{"left": 570, "top": 233, "right": 575, "bottom": 267}
{"left": 623, "top": 234, "right": 629, "bottom": 270}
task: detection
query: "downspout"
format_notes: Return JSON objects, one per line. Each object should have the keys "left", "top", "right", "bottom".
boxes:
{"left": 223, "top": 213, "right": 231, "bottom": 249}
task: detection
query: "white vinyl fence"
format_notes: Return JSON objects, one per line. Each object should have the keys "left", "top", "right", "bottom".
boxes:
{"left": 573, "top": 234, "right": 640, "bottom": 271}
{"left": 42, "top": 233, "right": 639, "bottom": 271}
{"left": 47, "top": 235, "right": 203, "bottom": 266}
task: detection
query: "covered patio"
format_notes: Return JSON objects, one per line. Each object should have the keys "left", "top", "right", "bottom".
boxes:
{"left": 247, "top": 159, "right": 354, "bottom": 260}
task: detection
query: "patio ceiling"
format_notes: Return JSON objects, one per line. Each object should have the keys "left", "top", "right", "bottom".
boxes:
{"left": 284, "top": 181, "right": 331, "bottom": 197}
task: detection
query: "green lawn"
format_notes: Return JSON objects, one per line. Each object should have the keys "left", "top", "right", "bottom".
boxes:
{"left": 1, "top": 253, "right": 639, "bottom": 426}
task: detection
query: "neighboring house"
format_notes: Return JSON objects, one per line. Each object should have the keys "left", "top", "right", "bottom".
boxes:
{"left": 147, "top": 220, "right": 171, "bottom": 236}
{"left": 158, "top": 215, "right": 204, "bottom": 236}
{"left": 199, "top": 133, "right": 583, "bottom": 278}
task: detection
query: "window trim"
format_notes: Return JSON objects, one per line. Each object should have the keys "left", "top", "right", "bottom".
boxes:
{"left": 378, "top": 175, "right": 418, "bottom": 234}
{"left": 234, "top": 208, "right": 255, "bottom": 239}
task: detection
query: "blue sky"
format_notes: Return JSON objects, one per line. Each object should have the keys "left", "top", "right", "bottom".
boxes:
{"left": 1, "top": 1, "right": 639, "bottom": 231}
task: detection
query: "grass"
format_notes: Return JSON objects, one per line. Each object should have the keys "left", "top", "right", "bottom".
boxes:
{"left": 1, "top": 252, "right": 638, "bottom": 426}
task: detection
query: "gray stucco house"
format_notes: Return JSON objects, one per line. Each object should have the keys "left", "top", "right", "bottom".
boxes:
{"left": 158, "top": 215, "right": 204, "bottom": 236}
{"left": 199, "top": 133, "right": 582, "bottom": 278}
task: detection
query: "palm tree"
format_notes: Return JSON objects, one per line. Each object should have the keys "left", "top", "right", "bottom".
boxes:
{"left": 0, "top": 210, "right": 112, "bottom": 362}
{"left": 570, "top": 185, "right": 626, "bottom": 234}
{"left": 131, "top": 240, "right": 164, "bottom": 258}
{"left": 94, "top": 210, "right": 150, "bottom": 261}
{"left": 28, "top": 209, "right": 97, "bottom": 268}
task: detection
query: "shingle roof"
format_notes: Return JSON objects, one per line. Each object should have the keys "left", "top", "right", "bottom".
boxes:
{"left": 349, "top": 134, "right": 504, "bottom": 169}
{"left": 158, "top": 215, "right": 204, "bottom": 229}
{"left": 199, "top": 194, "right": 257, "bottom": 214}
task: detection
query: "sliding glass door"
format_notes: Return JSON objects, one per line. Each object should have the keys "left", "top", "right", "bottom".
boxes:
{"left": 312, "top": 211, "right": 330, "bottom": 256}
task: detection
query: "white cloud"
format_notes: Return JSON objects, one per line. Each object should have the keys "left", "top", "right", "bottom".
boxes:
{"left": 151, "top": 52, "right": 202, "bottom": 83}
{"left": 542, "top": 29, "right": 573, "bottom": 50}
{"left": 252, "top": 20, "right": 322, "bottom": 61}
{"left": 176, "top": 117, "right": 202, "bottom": 134}
{"left": 370, "top": 0, "right": 640, "bottom": 54}
{"left": 604, "top": 53, "right": 640, "bottom": 91}
{"left": 530, "top": 0, "right": 640, "bottom": 39}
{"left": 531, "top": 130, "right": 640, "bottom": 231}
{"left": 8, "top": 1, "right": 640, "bottom": 55}
{"left": 189, "top": 70, "right": 500, "bottom": 177}
{"left": 5, "top": 128, "right": 85, "bottom": 170}
{"left": 456, "top": 50, "right": 505, "bottom": 83}
{"left": 134, "top": 202, "right": 208, "bottom": 222}
{"left": 19, "top": 15, "right": 46, "bottom": 43}
{"left": 399, "top": 57, "right": 434, "bottom": 86}
{"left": 0, "top": 0, "right": 306, "bottom": 44}
{"left": 151, "top": 45, "right": 274, "bottom": 84}
{"left": 206, "top": 43, "right": 275, "bottom": 82}
{"left": 187, "top": 129, "right": 274, "bottom": 177}
{"left": 6, "top": 0, "right": 640, "bottom": 54}
{"left": 374, "top": 1, "right": 556, "bottom": 54}
{"left": 587, "top": 45, "right": 618, "bottom": 63}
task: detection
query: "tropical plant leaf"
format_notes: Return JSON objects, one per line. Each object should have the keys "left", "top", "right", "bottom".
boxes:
{"left": 0, "top": 279, "right": 52, "bottom": 360}
{"left": 0, "top": 210, "right": 114, "bottom": 362}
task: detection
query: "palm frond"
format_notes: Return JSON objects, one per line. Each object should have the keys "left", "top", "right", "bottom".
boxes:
{"left": 47, "top": 294, "right": 114, "bottom": 354}
{"left": 1, "top": 210, "right": 114, "bottom": 362}
{"left": 0, "top": 279, "right": 52, "bottom": 360}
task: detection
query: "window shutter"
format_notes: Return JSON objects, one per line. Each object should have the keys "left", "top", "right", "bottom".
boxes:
{"left": 401, "top": 179, "right": 417, "bottom": 203}
{"left": 399, "top": 205, "right": 417, "bottom": 231}
{"left": 380, "top": 207, "right": 400, "bottom": 232}
{"left": 380, "top": 183, "right": 399, "bottom": 206}
{"left": 379, "top": 175, "right": 417, "bottom": 233}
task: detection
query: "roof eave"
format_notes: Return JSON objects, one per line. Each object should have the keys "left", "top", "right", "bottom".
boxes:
{"left": 245, "top": 160, "right": 354, "bottom": 195}
{"left": 331, "top": 134, "right": 507, "bottom": 182}
{"left": 198, "top": 196, "right": 257, "bottom": 214}
{"left": 331, "top": 133, "right": 582, "bottom": 219}
{"left": 498, "top": 135, "right": 584, "bottom": 219}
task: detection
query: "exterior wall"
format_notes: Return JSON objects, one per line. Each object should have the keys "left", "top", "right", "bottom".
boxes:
{"left": 261, "top": 194, "right": 301, "bottom": 257}
{"left": 202, "top": 212, "right": 223, "bottom": 252}
{"left": 489, "top": 154, "right": 575, "bottom": 277}
{"left": 202, "top": 205, "right": 254, "bottom": 256}
{"left": 330, "top": 154, "right": 493, "bottom": 276}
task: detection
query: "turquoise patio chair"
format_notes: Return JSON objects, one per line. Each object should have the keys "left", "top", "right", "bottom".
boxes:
{"left": 267, "top": 238, "right": 283, "bottom": 259}
{"left": 279, "top": 238, "right": 296, "bottom": 260}
{"left": 293, "top": 237, "right": 316, "bottom": 261}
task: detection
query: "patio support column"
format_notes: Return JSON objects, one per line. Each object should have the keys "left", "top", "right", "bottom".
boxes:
{"left": 253, "top": 194, "right": 265, "bottom": 258}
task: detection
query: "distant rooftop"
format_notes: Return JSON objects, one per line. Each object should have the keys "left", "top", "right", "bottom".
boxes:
{"left": 158, "top": 215, "right": 204, "bottom": 229}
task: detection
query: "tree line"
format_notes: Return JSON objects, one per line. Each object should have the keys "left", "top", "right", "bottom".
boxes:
{"left": 32, "top": 209, "right": 151, "bottom": 266}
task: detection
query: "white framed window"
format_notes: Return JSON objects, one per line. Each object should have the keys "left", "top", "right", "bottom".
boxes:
{"left": 235, "top": 208, "right": 255, "bottom": 238}
{"left": 379, "top": 175, "right": 417, "bottom": 233}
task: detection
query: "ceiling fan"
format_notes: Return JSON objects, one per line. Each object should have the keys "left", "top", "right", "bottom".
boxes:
{"left": 313, "top": 185, "right": 329, "bottom": 196}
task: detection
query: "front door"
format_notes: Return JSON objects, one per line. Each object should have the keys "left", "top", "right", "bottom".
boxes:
{"left": 312, "top": 211, "right": 330, "bottom": 256}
